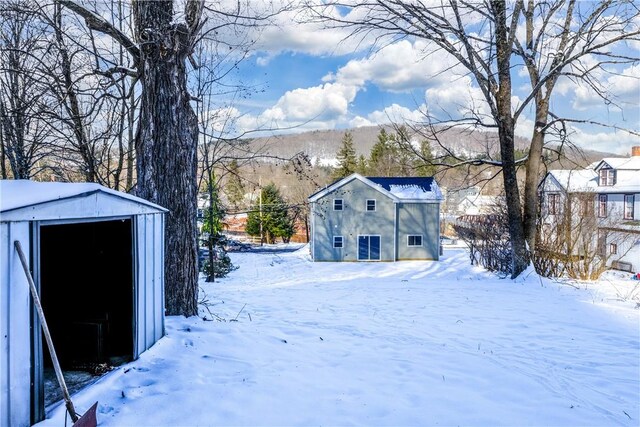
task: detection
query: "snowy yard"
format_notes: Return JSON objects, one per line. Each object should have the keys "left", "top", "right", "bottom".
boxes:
{"left": 39, "top": 246, "right": 639, "bottom": 426}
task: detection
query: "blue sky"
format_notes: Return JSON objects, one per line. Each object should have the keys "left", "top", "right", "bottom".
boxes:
{"left": 219, "top": 3, "right": 640, "bottom": 155}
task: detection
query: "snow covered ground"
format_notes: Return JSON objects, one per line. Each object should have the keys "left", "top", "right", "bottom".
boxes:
{"left": 38, "top": 245, "right": 639, "bottom": 426}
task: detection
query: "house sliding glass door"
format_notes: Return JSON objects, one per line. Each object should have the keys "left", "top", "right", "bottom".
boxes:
{"left": 358, "top": 235, "right": 381, "bottom": 261}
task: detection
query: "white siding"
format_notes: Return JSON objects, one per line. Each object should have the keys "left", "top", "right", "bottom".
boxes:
{"left": 0, "top": 222, "right": 32, "bottom": 427}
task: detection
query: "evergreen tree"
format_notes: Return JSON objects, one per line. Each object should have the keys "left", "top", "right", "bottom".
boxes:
{"left": 392, "top": 126, "right": 418, "bottom": 176}
{"left": 201, "top": 172, "right": 235, "bottom": 282}
{"left": 368, "top": 128, "right": 405, "bottom": 176}
{"left": 415, "top": 140, "right": 437, "bottom": 177}
{"left": 246, "top": 183, "right": 295, "bottom": 244}
{"left": 332, "top": 131, "right": 357, "bottom": 179}
{"left": 356, "top": 155, "right": 368, "bottom": 175}
{"left": 224, "top": 160, "right": 245, "bottom": 210}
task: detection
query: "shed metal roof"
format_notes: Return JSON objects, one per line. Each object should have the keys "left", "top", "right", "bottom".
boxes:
{"left": 0, "top": 180, "right": 167, "bottom": 219}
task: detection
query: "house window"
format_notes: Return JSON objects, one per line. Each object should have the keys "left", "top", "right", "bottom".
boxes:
{"left": 407, "top": 235, "right": 423, "bottom": 247}
{"left": 598, "top": 194, "right": 607, "bottom": 217}
{"left": 333, "top": 236, "right": 343, "bottom": 248}
{"left": 580, "top": 196, "right": 594, "bottom": 217}
{"left": 333, "top": 199, "right": 343, "bottom": 211}
{"left": 597, "top": 231, "right": 607, "bottom": 256}
{"left": 609, "top": 243, "right": 617, "bottom": 255}
{"left": 624, "top": 195, "right": 635, "bottom": 220}
{"left": 599, "top": 168, "right": 616, "bottom": 186}
{"left": 548, "top": 193, "right": 561, "bottom": 215}
{"left": 366, "top": 199, "right": 376, "bottom": 211}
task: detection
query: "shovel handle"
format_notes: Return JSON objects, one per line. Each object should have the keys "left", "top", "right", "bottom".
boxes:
{"left": 14, "top": 240, "right": 80, "bottom": 423}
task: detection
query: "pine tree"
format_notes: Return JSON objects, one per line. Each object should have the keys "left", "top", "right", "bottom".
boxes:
{"left": 415, "top": 140, "right": 437, "bottom": 177}
{"left": 356, "top": 155, "right": 368, "bottom": 174}
{"left": 246, "top": 183, "right": 295, "bottom": 244}
{"left": 224, "top": 160, "right": 245, "bottom": 210}
{"left": 368, "top": 129, "right": 398, "bottom": 176}
{"left": 201, "top": 172, "right": 235, "bottom": 282}
{"left": 332, "top": 131, "right": 357, "bottom": 180}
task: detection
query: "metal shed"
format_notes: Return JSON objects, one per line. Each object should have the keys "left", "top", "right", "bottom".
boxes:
{"left": 0, "top": 180, "right": 167, "bottom": 426}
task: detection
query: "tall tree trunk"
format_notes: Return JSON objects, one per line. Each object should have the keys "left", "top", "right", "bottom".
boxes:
{"left": 133, "top": 0, "right": 199, "bottom": 316}
{"left": 493, "top": 0, "right": 529, "bottom": 277}
{"left": 523, "top": 100, "right": 549, "bottom": 257}
{"left": 0, "top": 122, "right": 6, "bottom": 179}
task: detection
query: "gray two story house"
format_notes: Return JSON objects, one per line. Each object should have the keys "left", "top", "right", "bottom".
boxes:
{"left": 308, "top": 173, "right": 443, "bottom": 262}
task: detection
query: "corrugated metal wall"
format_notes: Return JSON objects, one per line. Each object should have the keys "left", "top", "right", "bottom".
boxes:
{"left": 135, "top": 213, "right": 165, "bottom": 356}
{"left": 1, "top": 212, "right": 165, "bottom": 427}
{"left": 0, "top": 222, "right": 32, "bottom": 427}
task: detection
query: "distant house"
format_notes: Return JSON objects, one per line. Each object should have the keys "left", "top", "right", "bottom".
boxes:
{"left": 442, "top": 186, "right": 479, "bottom": 213}
{"left": 308, "top": 174, "right": 443, "bottom": 261}
{"left": 456, "top": 194, "right": 501, "bottom": 215}
{"left": 538, "top": 147, "right": 640, "bottom": 272}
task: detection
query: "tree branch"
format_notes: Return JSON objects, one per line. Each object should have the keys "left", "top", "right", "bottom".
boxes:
{"left": 57, "top": 0, "right": 140, "bottom": 61}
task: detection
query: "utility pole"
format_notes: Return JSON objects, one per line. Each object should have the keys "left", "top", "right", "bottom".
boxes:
{"left": 259, "top": 176, "right": 263, "bottom": 246}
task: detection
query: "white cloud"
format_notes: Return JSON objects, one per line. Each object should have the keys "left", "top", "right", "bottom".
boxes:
{"left": 514, "top": 116, "right": 535, "bottom": 139}
{"left": 262, "top": 82, "right": 358, "bottom": 122}
{"left": 328, "top": 40, "right": 462, "bottom": 92}
{"left": 248, "top": 2, "right": 373, "bottom": 58}
{"left": 229, "top": 82, "right": 360, "bottom": 135}
{"left": 366, "top": 103, "right": 427, "bottom": 125}
{"left": 572, "top": 64, "right": 640, "bottom": 111}
{"left": 424, "top": 75, "right": 492, "bottom": 121}
{"left": 349, "top": 116, "right": 374, "bottom": 128}
{"left": 568, "top": 127, "right": 639, "bottom": 155}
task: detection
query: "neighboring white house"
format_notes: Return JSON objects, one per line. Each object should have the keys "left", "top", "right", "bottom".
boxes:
{"left": 538, "top": 147, "right": 640, "bottom": 272}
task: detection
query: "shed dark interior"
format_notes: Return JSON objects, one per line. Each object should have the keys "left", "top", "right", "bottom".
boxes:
{"left": 39, "top": 219, "right": 134, "bottom": 370}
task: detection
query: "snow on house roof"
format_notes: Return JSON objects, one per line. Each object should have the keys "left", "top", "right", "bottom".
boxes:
{"left": 548, "top": 169, "right": 598, "bottom": 192}
{"left": 308, "top": 174, "right": 442, "bottom": 202}
{"left": 367, "top": 177, "right": 443, "bottom": 201}
{"left": 596, "top": 157, "right": 640, "bottom": 171}
{"left": 0, "top": 180, "right": 166, "bottom": 214}
{"left": 547, "top": 166, "right": 640, "bottom": 194}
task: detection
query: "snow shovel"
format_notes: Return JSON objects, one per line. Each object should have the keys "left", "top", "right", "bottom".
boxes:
{"left": 14, "top": 241, "right": 98, "bottom": 427}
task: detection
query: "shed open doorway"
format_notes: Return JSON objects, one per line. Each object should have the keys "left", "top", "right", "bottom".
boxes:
{"left": 36, "top": 219, "right": 135, "bottom": 408}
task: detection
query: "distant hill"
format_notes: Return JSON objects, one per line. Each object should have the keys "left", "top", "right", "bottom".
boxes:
{"left": 246, "top": 126, "right": 616, "bottom": 167}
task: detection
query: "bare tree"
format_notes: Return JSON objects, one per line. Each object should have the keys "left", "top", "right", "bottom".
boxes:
{"left": 0, "top": 0, "right": 51, "bottom": 179}
{"left": 536, "top": 191, "right": 636, "bottom": 280}
{"left": 516, "top": 0, "right": 640, "bottom": 257}
{"left": 55, "top": 0, "right": 208, "bottom": 315}
{"left": 0, "top": 0, "right": 137, "bottom": 186}
{"left": 309, "top": 0, "right": 640, "bottom": 277}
